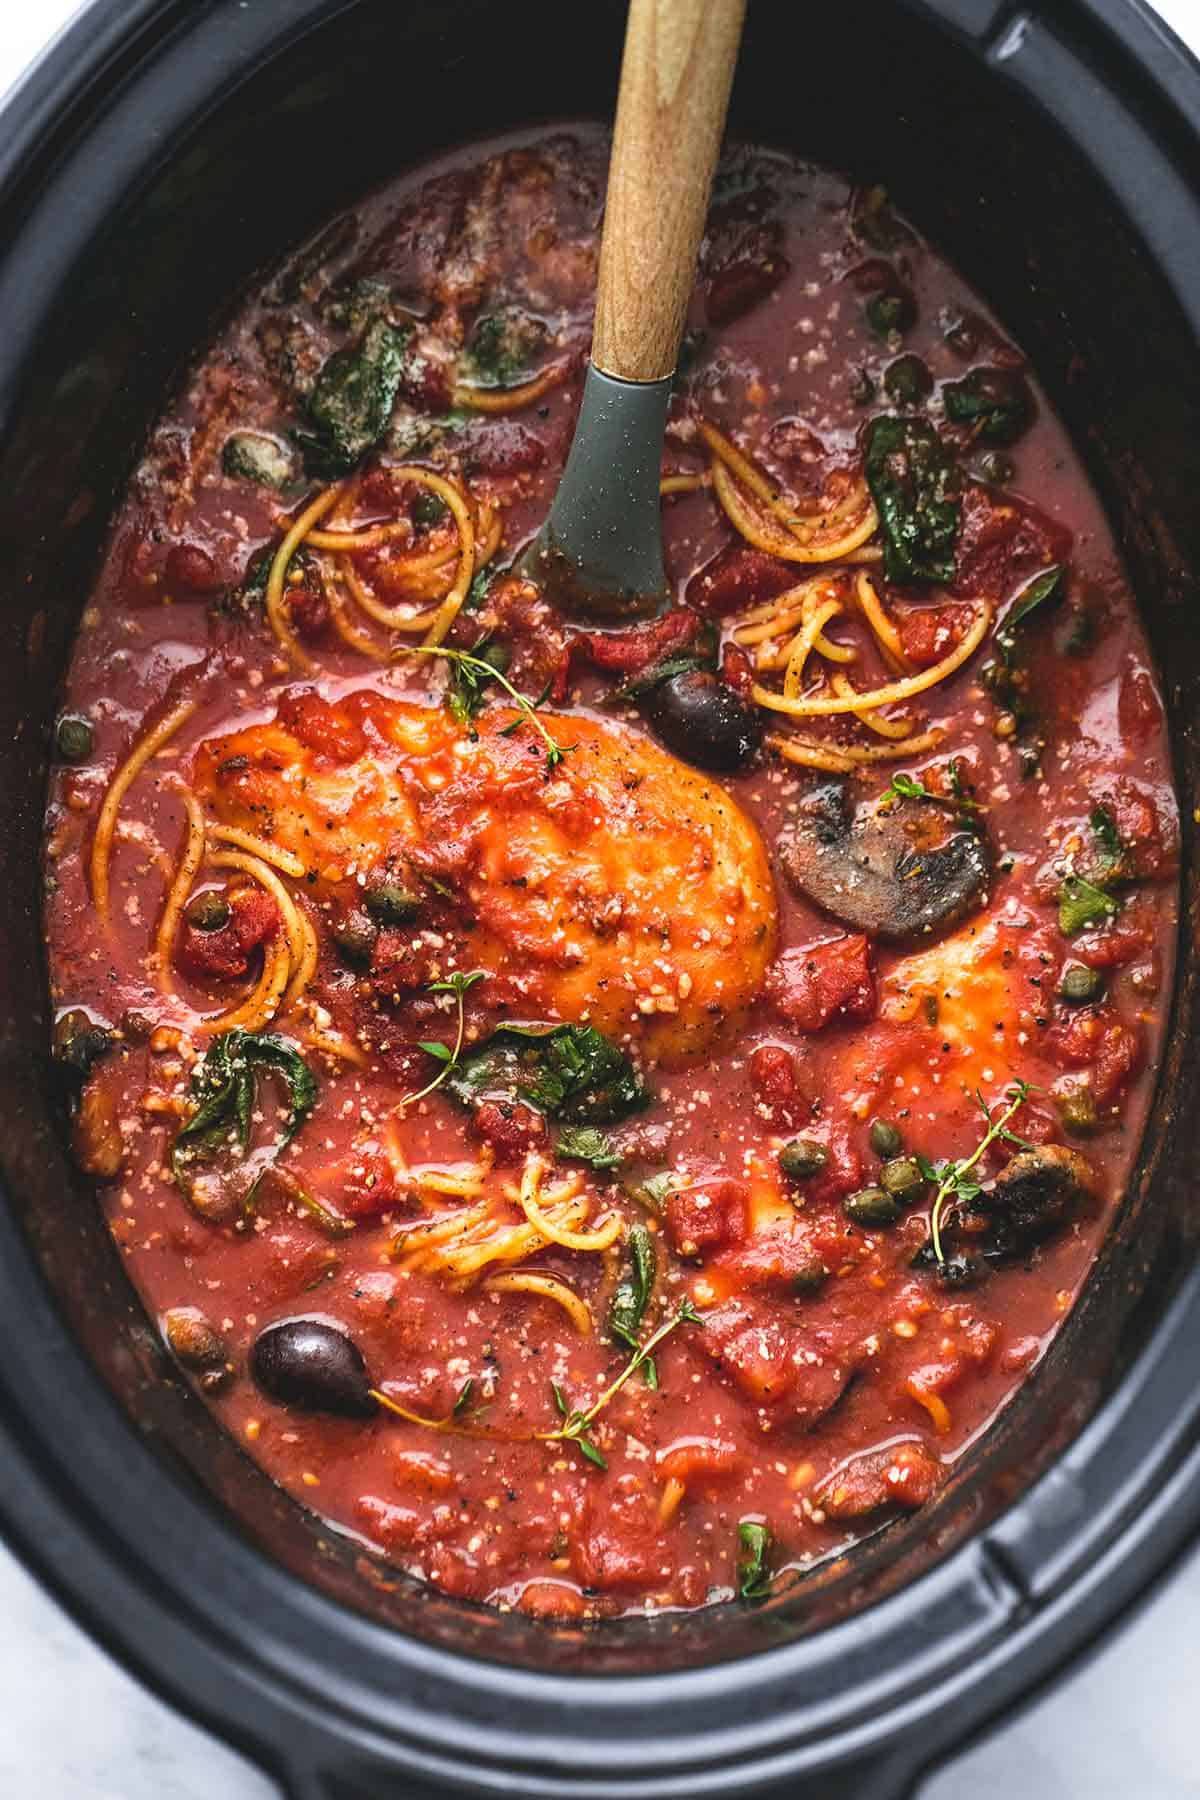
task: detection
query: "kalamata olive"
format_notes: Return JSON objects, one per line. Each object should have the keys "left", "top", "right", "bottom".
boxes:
{"left": 331, "top": 909, "right": 378, "bottom": 967}
{"left": 880, "top": 1156, "right": 929, "bottom": 1204}
{"left": 778, "top": 1138, "right": 828, "bottom": 1182}
{"left": 843, "top": 1186, "right": 901, "bottom": 1227}
{"left": 1059, "top": 964, "right": 1104, "bottom": 1005}
{"left": 250, "top": 1318, "right": 375, "bottom": 1417}
{"left": 55, "top": 714, "right": 94, "bottom": 762}
{"left": 646, "top": 671, "right": 762, "bottom": 772}
{"left": 868, "top": 1117, "right": 903, "bottom": 1158}
{"left": 185, "top": 889, "right": 231, "bottom": 932}
{"left": 883, "top": 354, "right": 932, "bottom": 405}
{"left": 364, "top": 882, "right": 424, "bottom": 926}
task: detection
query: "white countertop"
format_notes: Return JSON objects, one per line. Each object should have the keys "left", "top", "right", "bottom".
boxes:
{"left": 3, "top": 3, "right": 1199, "bottom": 1794}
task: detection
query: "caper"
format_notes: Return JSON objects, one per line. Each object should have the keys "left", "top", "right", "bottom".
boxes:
{"left": 865, "top": 288, "right": 916, "bottom": 338}
{"left": 55, "top": 715, "right": 94, "bottom": 762}
{"left": 331, "top": 909, "right": 378, "bottom": 968}
{"left": 977, "top": 450, "right": 1015, "bottom": 485}
{"left": 778, "top": 1138, "right": 829, "bottom": 1182}
{"left": 1059, "top": 1087, "right": 1101, "bottom": 1137}
{"left": 250, "top": 1318, "right": 375, "bottom": 1417}
{"left": 792, "top": 1258, "right": 830, "bottom": 1296}
{"left": 52, "top": 1008, "right": 114, "bottom": 1078}
{"left": 843, "top": 1186, "right": 901, "bottom": 1227}
{"left": 880, "top": 1156, "right": 929, "bottom": 1203}
{"left": 883, "top": 353, "right": 932, "bottom": 405}
{"left": 364, "top": 882, "right": 423, "bottom": 926}
{"left": 412, "top": 493, "right": 448, "bottom": 529}
{"left": 1059, "top": 964, "right": 1104, "bottom": 1005}
{"left": 868, "top": 1118, "right": 903, "bottom": 1158}
{"left": 185, "top": 890, "right": 231, "bottom": 932}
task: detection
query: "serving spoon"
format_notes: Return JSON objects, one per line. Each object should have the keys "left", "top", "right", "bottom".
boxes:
{"left": 518, "top": 0, "right": 746, "bottom": 620}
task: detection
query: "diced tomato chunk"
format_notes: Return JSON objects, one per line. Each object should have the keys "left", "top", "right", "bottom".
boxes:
{"left": 815, "top": 1442, "right": 941, "bottom": 1518}
{"left": 954, "top": 482, "right": 1072, "bottom": 600}
{"left": 469, "top": 1099, "right": 547, "bottom": 1163}
{"left": 573, "top": 1478, "right": 673, "bottom": 1591}
{"left": 895, "top": 600, "right": 975, "bottom": 669}
{"left": 665, "top": 1175, "right": 747, "bottom": 1258}
{"left": 354, "top": 1495, "right": 431, "bottom": 1552}
{"left": 277, "top": 689, "right": 366, "bottom": 762}
{"left": 177, "top": 886, "right": 281, "bottom": 981}
{"left": 1102, "top": 779, "right": 1178, "bottom": 880}
{"left": 286, "top": 576, "right": 330, "bottom": 640}
{"left": 1045, "top": 1006, "right": 1142, "bottom": 1105}
{"left": 767, "top": 935, "right": 876, "bottom": 1033}
{"left": 720, "top": 640, "right": 754, "bottom": 696}
{"left": 460, "top": 418, "right": 546, "bottom": 476}
{"left": 1118, "top": 663, "right": 1163, "bottom": 743}
{"left": 749, "top": 1043, "right": 809, "bottom": 1128}
{"left": 1072, "top": 920, "right": 1152, "bottom": 970}
{"left": 578, "top": 607, "right": 700, "bottom": 677}
{"left": 686, "top": 544, "right": 796, "bottom": 617}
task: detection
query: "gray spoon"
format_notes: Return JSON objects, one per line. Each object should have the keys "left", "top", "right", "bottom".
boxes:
{"left": 519, "top": 0, "right": 746, "bottom": 621}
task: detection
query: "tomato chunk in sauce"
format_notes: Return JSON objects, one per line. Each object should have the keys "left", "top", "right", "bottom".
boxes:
{"left": 43, "top": 129, "right": 1176, "bottom": 1618}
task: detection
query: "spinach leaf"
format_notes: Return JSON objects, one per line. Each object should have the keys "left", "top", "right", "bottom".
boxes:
{"left": 737, "top": 1520, "right": 773, "bottom": 1601}
{"left": 457, "top": 307, "right": 547, "bottom": 392}
{"left": 299, "top": 319, "right": 413, "bottom": 476}
{"left": 556, "top": 1125, "right": 624, "bottom": 1171}
{"left": 1088, "top": 805, "right": 1127, "bottom": 882}
{"left": 221, "top": 431, "right": 295, "bottom": 490}
{"left": 994, "top": 564, "right": 1066, "bottom": 666}
{"left": 444, "top": 1024, "right": 648, "bottom": 1125}
{"left": 171, "top": 1030, "right": 317, "bottom": 1198}
{"left": 609, "top": 1223, "right": 657, "bottom": 1354}
{"left": 864, "top": 416, "right": 961, "bottom": 585}
{"left": 1059, "top": 874, "right": 1120, "bottom": 936}
{"left": 623, "top": 1171, "right": 674, "bottom": 1215}
{"left": 943, "top": 367, "right": 1034, "bottom": 446}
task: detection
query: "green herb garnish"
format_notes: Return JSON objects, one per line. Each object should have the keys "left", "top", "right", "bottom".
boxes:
{"left": 1059, "top": 874, "right": 1120, "bottom": 936}
{"left": 737, "top": 1520, "right": 773, "bottom": 1601}
{"left": 298, "top": 318, "right": 413, "bottom": 476}
{"left": 408, "top": 645, "right": 569, "bottom": 774}
{"left": 943, "top": 366, "right": 1034, "bottom": 446}
{"left": 445, "top": 634, "right": 509, "bottom": 727}
{"left": 171, "top": 1030, "right": 317, "bottom": 1200}
{"left": 609, "top": 1223, "right": 658, "bottom": 1383}
{"left": 924, "top": 1080, "right": 1035, "bottom": 1265}
{"left": 994, "top": 565, "right": 1066, "bottom": 668}
{"left": 864, "top": 415, "right": 961, "bottom": 585}
{"left": 556, "top": 1124, "right": 624, "bottom": 1171}
{"left": 407, "top": 969, "right": 488, "bottom": 1108}
{"left": 445, "top": 1023, "right": 648, "bottom": 1126}
{"left": 547, "top": 1300, "right": 702, "bottom": 1470}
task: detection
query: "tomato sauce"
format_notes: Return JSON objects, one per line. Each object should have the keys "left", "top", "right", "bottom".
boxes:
{"left": 42, "top": 128, "right": 1177, "bottom": 1618}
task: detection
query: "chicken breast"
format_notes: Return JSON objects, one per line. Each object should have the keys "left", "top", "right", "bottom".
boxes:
{"left": 192, "top": 687, "right": 777, "bottom": 1065}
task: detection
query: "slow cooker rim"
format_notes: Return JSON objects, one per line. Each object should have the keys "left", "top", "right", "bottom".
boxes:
{"left": 1, "top": 2, "right": 1199, "bottom": 1796}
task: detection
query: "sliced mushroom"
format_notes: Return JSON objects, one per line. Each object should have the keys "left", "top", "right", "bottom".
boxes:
{"left": 777, "top": 780, "right": 991, "bottom": 945}
{"left": 979, "top": 1144, "right": 1096, "bottom": 1256}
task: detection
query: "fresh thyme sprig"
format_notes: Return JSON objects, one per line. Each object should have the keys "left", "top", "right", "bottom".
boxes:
{"left": 404, "top": 968, "right": 487, "bottom": 1109}
{"left": 923, "top": 1080, "right": 1036, "bottom": 1265}
{"left": 880, "top": 759, "right": 981, "bottom": 823}
{"left": 546, "top": 1299, "right": 704, "bottom": 1470}
{"left": 407, "top": 644, "right": 571, "bottom": 773}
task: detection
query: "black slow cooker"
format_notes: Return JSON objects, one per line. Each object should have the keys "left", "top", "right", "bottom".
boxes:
{"left": 1, "top": 2, "right": 1199, "bottom": 1794}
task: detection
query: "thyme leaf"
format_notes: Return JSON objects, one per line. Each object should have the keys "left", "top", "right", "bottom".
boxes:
{"left": 403, "top": 969, "right": 488, "bottom": 1109}
{"left": 928, "top": 1080, "right": 1036, "bottom": 1264}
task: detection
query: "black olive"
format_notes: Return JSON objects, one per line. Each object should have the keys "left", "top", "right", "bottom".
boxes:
{"left": 843, "top": 1186, "right": 901, "bottom": 1227}
{"left": 880, "top": 1155, "right": 929, "bottom": 1204}
{"left": 53, "top": 1008, "right": 114, "bottom": 1079}
{"left": 1059, "top": 964, "right": 1104, "bottom": 1005}
{"left": 646, "top": 671, "right": 762, "bottom": 772}
{"left": 883, "top": 354, "right": 932, "bottom": 405}
{"left": 331, "top": 909, "right": 378, "bottom": 968}
{"left": 778, "top": 1138, "right": 828, "bottom": 1182}
{"left": 868, "top": 1118, "right": 903, "bottom": 1158}
{"left": 56, "top": 715, "right": 94, "bottom": 762}
{"left": 364, "top": 882, "right": 424, "bottom": 926}
{"left": 185, "top": 890, "right": 231, "bottom": 932}
{"left": 865, "top": 287, "right": 916, "bottom": 338}
{"left": 250, "top": 1318, "right": 375, "bottom": 1417}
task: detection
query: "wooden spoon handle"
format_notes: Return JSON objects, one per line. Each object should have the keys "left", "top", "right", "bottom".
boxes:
{"left": 592, "top": 0, "right": 746, "bottom": 384}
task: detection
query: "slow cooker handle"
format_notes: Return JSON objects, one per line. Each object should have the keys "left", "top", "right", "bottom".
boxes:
{"left": 281, "top": 1748, "right": 922, "bottom": 1800}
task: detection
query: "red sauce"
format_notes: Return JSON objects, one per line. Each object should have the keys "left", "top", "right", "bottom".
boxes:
{"left": 43, "top": 128, "right": 1177, "bottom": 1619}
